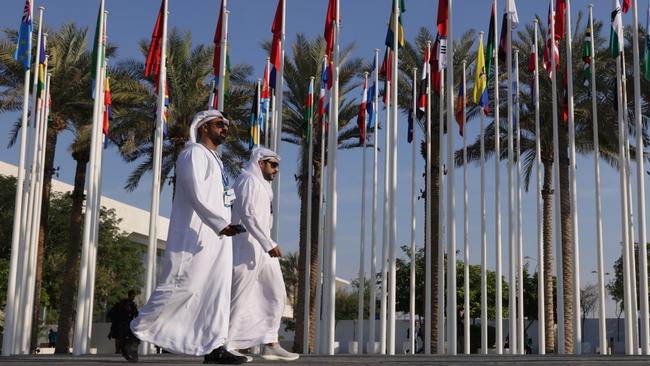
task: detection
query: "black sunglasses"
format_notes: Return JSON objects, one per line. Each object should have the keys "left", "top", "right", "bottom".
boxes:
{"left": 206, "top": 120, "right": 229, "bottom": 128}
{"left": 264, "top": 160, "right": 279, "bottom": 169}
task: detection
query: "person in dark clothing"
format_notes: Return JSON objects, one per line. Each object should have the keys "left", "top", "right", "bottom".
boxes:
{"left": 108, "top": 290, "right": 139, "bottom": 355}
{"left": 48, "top": 329, "right": 57, "bottom": 348}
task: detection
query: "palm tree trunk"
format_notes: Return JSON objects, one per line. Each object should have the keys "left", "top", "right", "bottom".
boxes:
{"left": 54, "top": 151, "right": 88, "bottom": 354}
{"left": 294, "top": 141, "right": 321, "bottom": 353}
{"left": 541, "top": 156, "right": 555, "bottom": 353}
{"left": 30, "top": 125, "right": 59, "bottom": 351}
{"left": 559, "top": 122, "right": 574, "bottom": 354}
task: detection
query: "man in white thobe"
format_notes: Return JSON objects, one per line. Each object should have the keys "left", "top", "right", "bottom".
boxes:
{"left": 127, "top": 110, "right": 248, "bottom": 365}
{"left": 227, "top": 147, "right": 298, "bottom": 361}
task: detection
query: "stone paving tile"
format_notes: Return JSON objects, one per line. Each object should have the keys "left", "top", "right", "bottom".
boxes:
{"left": 3, "top": 354, "right": 650, "bottom": 365}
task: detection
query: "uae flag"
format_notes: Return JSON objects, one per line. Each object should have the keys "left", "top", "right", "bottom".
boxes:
{"left": 610, "top": 0, "right": 624, "bottom": 58}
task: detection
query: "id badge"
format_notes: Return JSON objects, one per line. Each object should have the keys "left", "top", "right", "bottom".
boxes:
{"left": 223, "top": 187, "right": 236, "bottom": 207}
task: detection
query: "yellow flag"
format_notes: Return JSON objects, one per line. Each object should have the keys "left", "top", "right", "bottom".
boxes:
{"left": 473, "top": 34, "right": 488, "bottom": 109}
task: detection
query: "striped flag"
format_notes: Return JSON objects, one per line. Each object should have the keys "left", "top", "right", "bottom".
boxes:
{"left": 417, "top": 46, "right": 429, "bottom": 120}
{"left": 528, "top": 36, "right": 537, "bottom": 104}
{"left": 103, "top": 75, "right": 113, "bottom": 148}
{"left": 610, "top": 0, "right": 624, "bottom": 58}
{"left": 213, "top": 0, "right": 224, "bottom": 78}
{"left": 324, "top": 0, "right": 337, "bottom": 89}
{"left": 485, "top": 0, "right": 496, "bottom": 81}
{"left": 431, "top": 36, "right": 442, "bottom": 96}
{"left": 436, "top": 0, "right": 448, "bottom": 69}
{"left": 367, "top": 57, "right": 377, "bottom": 129}
{"left": 249, "top": 85, "right": 259, "bottom": 149}
{"left": 385, "top": 0, "right": 406, "bottom": 51}
{"left": 555, "top": 0, "right": 566, "bottom": 40}
{"left": 270, "top": 0, "right": 283, "bottom": 87}
{"left": 543, "top": 2, "right": 560, "bottom": 79}
{"left": 91, "top": 3, "right": 106, "bottom": 97}
{"left": 145, "top": 0, "right": 165, "bottom": 92}
{"left": 14, "top": 0, "right": 32, "bottom": 70}
{"left": 35, "top": 34, "right": 46, "bottom": 99}
{"left": 260, "top": 62, "right": 270, "bottom": 133}
{"left": 306, "top": 77, "right": 314, "bottom": 141}
{"left": 318, "top": 56, "right": 329, "bottom": 129}
{"left": 358, "top": 75, "right": 368, "bottom": 145}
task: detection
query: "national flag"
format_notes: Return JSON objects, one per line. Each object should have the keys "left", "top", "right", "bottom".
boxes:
{"left": 623, "top": 0, "right": 631, "bottom": 13}
{"left": 417, "top": 46, "right": 429, "bottom": 120}
{"left": 318, "top": 56, "right": 328, "bottom": 129}
{"left": 324, "top": 0, "right": 337, "bottom": 90}
{"left": 385, "top": 0, "right": 406, "bottom": 51}
{"left": 146, "top": 0, "right": 165, "bottom": 92}
{"left": 431, "top": 37, "right": 442, "bottom": 96}
{"left": 583, "top": 26, "right": 593, "bottom": 92}
{"left": 380, "top": 48, "right": 393, "bottom": 104}
{"left": 528, "top": 37, "right": 537, "bottom": 104}
{"left": 213, "top": 0, "right": 225, "bottom": 77}
{"left": 249, "top": 86, "right": 260, "bottom": 149}
{"left": 367, "top": 57, "right": 377, "bottom": 129}
{"left": 103, "top": 75, "right": 113, "bottom": 148}
{"left": 436, "top": 0, "right": 448, "bottom": 69}
{"left": 306, "top": 78, "right": 314, "bottom": 141}
{"left": 260, "top": 62, "right": 271, "bottom": 133}
{"left": 610, "top": 0, "right": 624, "bottom": 58}
{"left": 473, "top": 35, "right": 489, "bottom": 114}
{"left": 543, "top": 2, "right": 560, "bottom": 79}
{"left": 455, "top": 81, "right": 466, "bottom": 136}
{"left": 14, "top": 0, "right": 32, "bottom": 70}
{"left": 512, "top": 57, "right": 518, "bottom": 126}
{"left": 35, "top": 34, "right": 45, "bottom": 99}
{"left": 358, "top": 76, "right": 368, "bottom": 145}
{"left": 507, "top": 0, "right": 520, "bottom": 28}
{"left": 486, "top": 1, "right": 496, "bottom": 81}
{"left": 91, "top": 3, "right": 106, "bottom": 97}
{"left": 270, "top": 0, "right": 283, "bottom": 87}
{"left": 643, "top": 2, "right": 650, "bottom": 81}
{"left": 407, "top": 109, "right": 414, "bottom": 143}
{"left": 498, "top": 12, "right": 508, "bottom": 62}
{"left": 555, "top": 0, "right": 566, "bottom": 40}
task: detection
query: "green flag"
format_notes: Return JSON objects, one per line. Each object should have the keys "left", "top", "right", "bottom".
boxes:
{"left": 610, "top": 0, "right": 623, "bottom": 58}
{"left": 582, "top": 26, "right": 593, "bottom": 92}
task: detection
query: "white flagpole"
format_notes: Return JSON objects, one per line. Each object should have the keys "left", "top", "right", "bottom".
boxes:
{"left": 143, "top": 0, "right": 168, "bottom": 356}
{"left": 74, "top": 4, "right": 105, "bottom": 354}
{"left": 425, "top": 41, "right": 433, "bottom": 355}
{"left": 379, "top": 79, "right": 391, "bottom": 355}
{"left": 256, "top": 79, "right": 261, "bottom": 146}
{"left": 461, "top": 60, "right": 470, "bottom": 355}
{"left": 549, "top": 0, "right": 565, "bottom": 353}
{"left": 387, "top": 0, "right": 400, "bottom": 355}
{"left": 271, "top": 0, "right": 286, "bottom": 241}
{"left": 533, "top": 19, "right": 545, "bottom": 355}
{"left": 563, "top": 0, "right": 582, "bottom": 354}
{"left": 631, "top": 0, "right": 649, "bottom": 354}
{"left": 587, "top": 5, "right": 606, "bottom": 355}
{"left": 357, "top": 73, "right": 368, "bottom": 354}
{"left": 314, "top": 84, "right": 327, "bottom": 354}
{"left": 217, "top": 0, "right": 227, "bottom": 110}
{"left": 506, "top": 2, "right": 517, "bottom": 354}
{"left": 303, "top": 76, "right": 315, "bottom": 353}
{"left": 446, "top": 0, "right": 457, "bottom": 355}
{"left": 515, "top": 49, "right": 524, "bottom": 355}
{"left": 616, "top": 52, "right": 634, "bottom": 355}
{"left": 479, "top": 31, "right": 488, "bottom": 355}
{"left": 492, "top": 0, "right": 503, "bottom": 354}
{"left": 437, "top": 66, "right": 446, "bottom": 355}
{"left": 368, "top": 49, "right": 380, "bottom": 354}
{"left": 409, "top": 67, "right": 417, "bottom": 356}
{"left": 3, "top": 1, "right": 38, "bottom": 356}
{"left": 325, "top": 2, "right": 340, "bottom": 354}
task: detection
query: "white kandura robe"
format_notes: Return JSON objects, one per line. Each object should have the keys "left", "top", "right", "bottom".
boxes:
{"left": 131, "top": 142, "right": 233, "bottom": 355}
{"left": 227, "top": 169, "right": 286, "bottom": 349}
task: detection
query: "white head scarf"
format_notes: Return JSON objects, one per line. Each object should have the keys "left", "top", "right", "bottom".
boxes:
{"left": 188, "top": 109, "right": 230, "bottom": 143}
{"left": 240, "top": 147, "right": 280, "bottom": 200}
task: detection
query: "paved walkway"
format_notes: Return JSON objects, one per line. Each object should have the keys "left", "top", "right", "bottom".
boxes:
{"left": 3, "top": 354, "right": 650, "bottom": 365}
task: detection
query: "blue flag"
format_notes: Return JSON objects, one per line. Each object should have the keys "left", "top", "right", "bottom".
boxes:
{"left": 367, "top": 58, "right": 377, "bottom": 129}
{"left": 14, "top": 0, "right": 32, "bottom": 70}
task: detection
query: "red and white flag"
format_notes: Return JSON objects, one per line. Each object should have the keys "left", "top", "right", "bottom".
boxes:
{"left": 358, "top": 75, "right": 368, "bottom": 144}
{"left": 543, "top": 2, "right": 560, "bottom": 79}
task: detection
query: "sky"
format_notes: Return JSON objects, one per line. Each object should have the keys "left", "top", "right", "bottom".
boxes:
{"left": 1, "top": 0, "right": 647, "bottom": 319}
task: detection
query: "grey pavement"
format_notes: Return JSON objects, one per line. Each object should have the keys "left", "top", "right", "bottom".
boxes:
{"left": 3, "top": 354, "right": 650, "bottom": 365}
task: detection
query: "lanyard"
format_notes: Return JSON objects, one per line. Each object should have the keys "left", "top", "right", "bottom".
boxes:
{"left": 199, "top": 143, "right": 229, "bottom": 188}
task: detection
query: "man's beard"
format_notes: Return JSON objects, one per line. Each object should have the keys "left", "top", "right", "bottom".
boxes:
{"left": 213, "top": 133, "right": 226, "bottom": 145}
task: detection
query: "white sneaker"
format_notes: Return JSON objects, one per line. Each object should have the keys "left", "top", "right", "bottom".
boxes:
{"left": 228, "top": 349, "right": 253, "bottom": 363}
{"left": 261, "top": 344, "right": 300, "bottom": 361}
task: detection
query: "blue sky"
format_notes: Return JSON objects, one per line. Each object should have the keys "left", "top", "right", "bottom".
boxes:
{"left": 1, "top": 1, "right": 647, "bottom": 318}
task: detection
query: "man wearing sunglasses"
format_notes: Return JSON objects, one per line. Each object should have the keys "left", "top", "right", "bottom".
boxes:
{"left": 128, "top": 110, "right": 248, "bottom": 365}
{"left": 227, "top": 147, "right": 299, "bottom": 362}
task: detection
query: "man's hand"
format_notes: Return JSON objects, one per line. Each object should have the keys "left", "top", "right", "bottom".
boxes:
{"left": 219, "top": 225, "right": 240, "bottom": 236}
{"left": 268, "top": 245, "right": 282, "bottom": 258}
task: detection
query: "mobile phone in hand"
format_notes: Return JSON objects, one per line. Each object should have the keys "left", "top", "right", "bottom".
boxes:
{"left": 231, "top": 224, "right": 247, "bottom": 233}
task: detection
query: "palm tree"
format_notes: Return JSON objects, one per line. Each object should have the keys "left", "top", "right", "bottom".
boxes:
{"left": 395, "top": 26, "right": 477, "bottom": 352}
{"left": 274, "top": 34, "right": 364, "bottom": 353}
{"left": 455, "top": 14, "right": 647, "bottom": 352}
{"left": 111, "top": 29, "right": 254, "bottom": 195}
